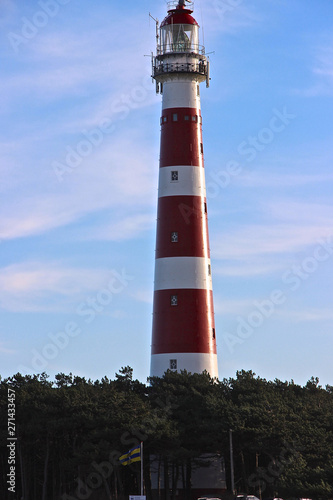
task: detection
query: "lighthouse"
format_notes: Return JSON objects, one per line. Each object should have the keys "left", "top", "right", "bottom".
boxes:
{"left": 150, "top": 0, "right": 218, "bottom": 378}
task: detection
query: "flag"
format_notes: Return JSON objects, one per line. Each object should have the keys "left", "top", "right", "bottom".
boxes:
{"left": 119, "top": 445, "right": 141, "bottom": 466}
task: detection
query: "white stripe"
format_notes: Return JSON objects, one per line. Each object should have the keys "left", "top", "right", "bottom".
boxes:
{"left": 150, "top": 352, "right": 218, "bottom": 378}
{"left": 162, "top": 80, "right": 201, "bottom": 110}
{"left": 158, "top": 165, "right": 206, "bottom": 198}
{"left": 154, "top": 256, "right": 212, "bottom": 290}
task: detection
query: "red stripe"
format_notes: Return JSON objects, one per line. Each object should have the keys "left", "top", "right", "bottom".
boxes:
{"left": 156, "top": 195, "right": 210, "bottom": 259}
{"left": 160, "top": 107, "right": 203, "bottom": 167}
{"left": 151, "top": 289, "right": 216, "bottom": 354}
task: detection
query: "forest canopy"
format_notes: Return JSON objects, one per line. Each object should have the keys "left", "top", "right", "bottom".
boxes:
{"left": 1, "top": 368, "right": 332, "bottom": 500}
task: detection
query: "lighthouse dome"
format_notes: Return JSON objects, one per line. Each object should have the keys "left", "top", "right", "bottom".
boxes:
{"left": 160, "top": 2, "right": 199, "bottom": 27}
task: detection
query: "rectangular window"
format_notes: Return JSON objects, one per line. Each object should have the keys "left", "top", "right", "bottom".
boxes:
{"left": 172, "top": 113, "right": 178, "bottom": 122}
{"left": 184, "top": 115, "right": 190, "bottom": 121}
{"left": 163, "top": 116, "right": 167, "bottom": 123}
{"left": 208, "top": 264, "right": 211, "bottom": 275}
{"left": 171, "top": 171, "right": 178, "bottom": 182}
{"left": 171, "top": 295, "right": 178, "bottom": 306}
{"left": 212, "top": 328, "right": 215, "bottom": 339}
{"left": 197, "top": 85, "right": 200, "bottom": 96}
{"left": 171, "top": 232, "right": 178, "bottom": 243}
{"left": 204, "top": 202, "right": 207, "bottom": 213}
{"left": 192, "top": 115, "right": 197, "bottom": 122}
{"left": 170, "top": 359, "right": 177, "bottom": 370}
{"left": 200, "top": 143, "right": 204, "bottom": 154}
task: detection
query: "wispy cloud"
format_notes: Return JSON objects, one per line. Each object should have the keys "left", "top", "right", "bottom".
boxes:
{"left": 276, "top": 308, "right": 333, "bottom": 323}
{"left": 214, "top": 297, "right": 256, "bottom": 315}
{"left": 213, "top": 222, "right": 331, "bottom": 260}
{"left": 212, "top": 199, "right": 333, "bottom": 275}
{"left": 90, "top": 213, "right": 155, "bottom": 242}
{"left": 0, "top": 4, "right": 159, "bottom": 246}
{"left": 0, "top": 261, "right": 133, "bottom": 313}
{"left": 293, "top": 38, "right": 333, "bottom": 97}
{"left": 236, "top": 171, "right": 333, "bottom": 189}
{"left": 202, "top": 0, "right": 263, "bottom": 36}
{"left": 0, "top": 342, "right": 16, "bottom": 355}
{"left": 130, "top": 288, "right": 153, "bottom": 305}
{"left": 214, "top": 259, "right": 285, "bottom": 277}
{"left": 313, "top": 42, "right": 333, "bottom": 83}
{"left": 0, "top": 133, "right": 157, "bottom": 241}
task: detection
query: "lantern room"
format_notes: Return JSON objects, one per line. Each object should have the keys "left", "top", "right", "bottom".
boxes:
{"left": 159, "top": 1, "right": 202, "bottom": 55}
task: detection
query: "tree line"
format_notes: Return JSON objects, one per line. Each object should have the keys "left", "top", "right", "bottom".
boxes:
{"left": 0, "top": 368, "right": 332, "bottom": 500}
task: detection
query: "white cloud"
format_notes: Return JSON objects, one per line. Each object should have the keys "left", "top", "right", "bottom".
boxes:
{"left": 276, "top": 308, "right": 333, "bottom": 323}
{"left": 0, "top": 3, "right": 160, "bottom": 245}
{"left": 313, "top": 43, "right": 333, "bottom": 83}
{"left": 214, "top": 297, "right": 256, "bottom": 315}
{"left": 130, "top": 288, "right": 154, "bottom": 305}
{"left": 213, "top": 223, "right": 331, "bottom": 260}
{"left": 90, "top": 213, "right": 155, "bottom": 242}
{"left": 0, "top": 342, "right": 16, "bottom": 355}
{"left": 211, "top": 198, "right": 333, "bottom": 276}
{"left": 0, "top": 261, "right": 134, "bottom": 313}
{"left": 266, "top": 200, "right": 333, "bottom": 225}
{"left": 0, "top": 132, "right": 158, "bottom": 242}
{"left": 1, "top": 9, "right": 154, "bottom": 106}
{"left": 236, "top": 171, "right": 333, "bottom": 189}
{"left": 201, "top": 0, "right": 262, "bottom": 36}
{"left": 293, "top": 38, "right": 333, "bottom": 97}
{"left": 214, "top": 259, "right": 285, "bottom": 277}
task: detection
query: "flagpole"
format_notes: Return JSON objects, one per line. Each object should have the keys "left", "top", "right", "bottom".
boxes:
{"left": 140, "top": 441, "right": 144, "bottom": 496}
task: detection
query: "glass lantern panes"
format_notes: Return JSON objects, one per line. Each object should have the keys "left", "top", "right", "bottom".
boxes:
{"left": 161, "top": 23, "right": 199, "bottom": 53}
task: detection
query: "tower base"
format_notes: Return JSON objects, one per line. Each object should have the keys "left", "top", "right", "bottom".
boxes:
{"left": 150, "top": 352, "right": 218, "bottom": 378}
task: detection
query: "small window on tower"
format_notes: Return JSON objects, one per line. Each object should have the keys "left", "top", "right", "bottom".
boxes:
{"left": 212, "top": 328, "right": 216, "bottom": 339}
{"left": 184, "top": 115, "right": 190, "bottom": 121}
{"left": 204, "top": 202, "right": 207, "bottom": 213}
{"left": 171, "top": 295, "right": 178, "bottom": 306}
{"left": 172, "top": 113, "right": 178, "bottom": 122}
{"left": 170, "top": 359, "right": 177, "bottom": 370}
{"left": 197, "top": 85, "right": 200, "bottom": 96}
{"left": 192, "top": 115, "right": 197, "bottom": 123}
{"left": 163, "top": 116, "right": 168, "bottom": 123}
{"left": 208, "top": 264, "right": 211, "bottom": 275}
{"left": 200, "top": 143, "right": 204, "bottom": 154}
{"left": 171, "top": 232, "right": 178, "bottom": 243}
{"left": 171, "top": 171, "right": 178, "bottom": 182}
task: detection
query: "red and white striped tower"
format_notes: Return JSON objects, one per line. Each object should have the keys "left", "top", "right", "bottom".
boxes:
{"left": 150, "top": 0, "right": 218, "bottom": 378}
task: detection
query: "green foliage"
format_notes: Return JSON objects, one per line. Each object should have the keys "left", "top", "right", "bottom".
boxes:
{"left": 0, "top": 369, "right": 332, "bottom": 499}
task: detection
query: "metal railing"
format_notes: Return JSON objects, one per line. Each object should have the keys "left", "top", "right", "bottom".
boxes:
{"left": 153, "top": 60, "right": 207, "bottom": 77}
{"left": 167, "top": 1, "right": 194, "bottom": 10}
{"left": 157, "top": 43, "right": 205, "bottom": 56}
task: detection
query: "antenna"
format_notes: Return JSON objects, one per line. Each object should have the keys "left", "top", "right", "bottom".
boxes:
{"left": 149, "top": 12, "right": 159, "bottom": 47}
{"left": 198, "top": 0, "right": 204, "bottom": 48}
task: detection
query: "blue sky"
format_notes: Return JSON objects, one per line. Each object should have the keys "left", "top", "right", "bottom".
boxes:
{"left": 1, "top": 0, "right": 333, "bottom": 386}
